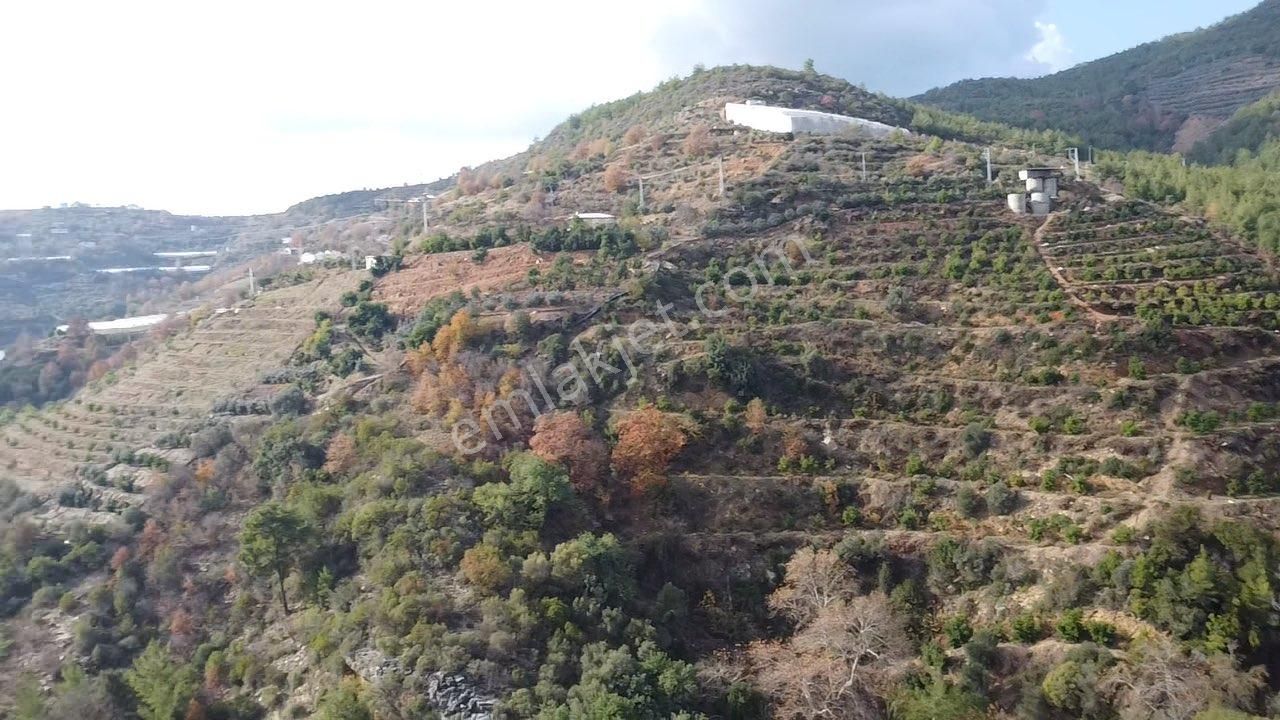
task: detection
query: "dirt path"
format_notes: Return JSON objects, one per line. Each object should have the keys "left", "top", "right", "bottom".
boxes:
{"left": 1032, "top": 212, "right": 1126, "bottom": 324}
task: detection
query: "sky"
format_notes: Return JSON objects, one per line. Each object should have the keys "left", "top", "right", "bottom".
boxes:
{"left": 0, "top": 0, "right": 1261, "bottom": 216}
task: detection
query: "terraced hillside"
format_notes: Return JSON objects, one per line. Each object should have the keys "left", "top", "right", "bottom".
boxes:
{"left": 0, "top": 270, "right": 359, "bottom": 506}
{"left": 1038, "top": 201, "right": 1280, "bottom": 326}
{"left": 8, "top": 67, "right": 1280, "bottom": 720}
{"left": 916, "top": 0, "right": 1280, "bottom": 152}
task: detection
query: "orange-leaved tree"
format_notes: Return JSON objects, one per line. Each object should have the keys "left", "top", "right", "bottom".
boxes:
{"left": 611, "top": 406, "right": 688, "bottom": 494}
{"left": 530, "top": 411, "right": 608, "bottom": 494}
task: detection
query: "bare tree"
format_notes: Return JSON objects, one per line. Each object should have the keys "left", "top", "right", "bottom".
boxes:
{"left": 751, "top": 593, "right": 910, "bottom": 720}
{"left": 1103, "top": 636, "right": 1265, "bottom": 720}
{"left": 767, "top": 547, "right": 853, "bottom": 624}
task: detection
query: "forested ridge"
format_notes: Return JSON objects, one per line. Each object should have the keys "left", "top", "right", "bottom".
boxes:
{"left": 916, "top": 1, "right": 1280, "bottom": 153}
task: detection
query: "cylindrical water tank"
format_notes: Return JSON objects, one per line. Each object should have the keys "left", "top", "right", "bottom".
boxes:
{"left": 1026, "top": 177, "right": 1045, "bottom": 193}
{"left": 1030, "top": 200, "right": 1052, "bottom": 216}
{"left": 1007, "top": 193, "right": 1027, "bottom": 214}
{"left": 1030, "top": 191, "right": 1050, "bottom": 204}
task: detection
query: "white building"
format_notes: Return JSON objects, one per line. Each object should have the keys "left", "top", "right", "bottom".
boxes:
{"left": 299, "top": 250, "right": 343, "bottom": 265}
{"left": 56, "top": 313, "right": 170, "bottom": 336}
{"left": 724, "top": 102, "right": 909, "bottom": 138}
{"left": 573, "top": 212, "right": 616, "bottom": 226}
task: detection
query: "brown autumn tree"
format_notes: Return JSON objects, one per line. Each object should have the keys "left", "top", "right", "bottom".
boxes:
{"left": 602, "top": 163, "right": 629, "bottom": 194}
{"left": 588, "top": 138, "right": 611, "bottom": 157}
{"left": 682, "top": 124, "right": 715, "bottom": 157}
{"left": 460, "top": 543, "right": 512, "bottom": 594}
{"left": 623, "top": 124, "right": 647, "bottom": 145}
{"left": 782, "top": 429, "right": 809, "bottom": 462}
{"left": 322, "top": 433, "right": 357, "bottom": 475}
{"left": 744, "top": 398, "right": 768, "bottom": 435}
{"left": 193, "top": 459, "right": 215, "bottom": 487}
{"left": 530, "top": 411, "right": 608, "bottom": 493}
{"left": 611, "top": 406, "right": 688, "bottom": 493}
{"left": 184, "top": 698, "right": 208, "bottom": 720}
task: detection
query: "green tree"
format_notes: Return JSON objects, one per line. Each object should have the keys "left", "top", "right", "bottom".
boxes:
{"left": 125, "top": 642, "right": 196, "bottom": 720}
{"left": 315, "top": 679, "right": 372, "bottom": 720}
{"left": 239, "top": 501, "right": 312, "bottom": 613}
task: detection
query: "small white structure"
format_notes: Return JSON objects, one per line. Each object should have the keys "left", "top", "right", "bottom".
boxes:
{"left": 365, "top": 255, "right": 380, "bottom": 270}
{"left": 56, "top": 313, "right": 169, "bottom": 336}
{"left": 299, "top": 250, "right": 343, "bottom": 265}
{"left": 1018, "top": 168, "right": 1061, "bottom": 199}
{"left": 97, "top": 265, "right": 211, "bottom": 274}
{"left": 573, "top": 212, "right": 616, "bottom": 226}
{"left": 1009, "top": 168, "right": 1063, "bottom": 216}
{"left": 153, "top": 250, "right": 217, "bottom": 259}
{"left": 724, "top": 102, "right": 909, "bottom": 138}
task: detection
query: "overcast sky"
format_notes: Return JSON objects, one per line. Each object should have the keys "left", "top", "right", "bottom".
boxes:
{"left": 0, "top": 0, "right": 1259, "bottom": 216}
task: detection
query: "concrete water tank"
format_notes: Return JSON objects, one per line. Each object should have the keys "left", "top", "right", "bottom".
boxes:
{"left": 1030, "top": 199, "right": 1052, "bottom": 216}
{"left": 1025, "top": 177, "right": 1046, "bottom": 193}
{"left": 1007, "top": 193, "right": 1027, "bottom": 214}
{"left": 1030, "top": 192, "right": 1050, "bottom": 205}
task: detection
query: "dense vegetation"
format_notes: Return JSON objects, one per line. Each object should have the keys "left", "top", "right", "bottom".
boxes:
{"left": 1189, "top": 92, "right": 1280, "bottom": 164}
{"left": 1095, "top": 139, "right": 1280, "bottom": 253}
{"left": 916, "top": 1, "right": 1280, "bottom": 151}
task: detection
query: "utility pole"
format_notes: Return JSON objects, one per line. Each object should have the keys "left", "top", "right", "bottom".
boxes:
{"left": 1069, "top": 147, "right": 1081, "bottom": 179}
{"left": 420, "top": 199, "right": 429, "bottom": 229}
{"left": 717, "top": 157, "right": 725, "bottom": 197}
{"left": 1088, "top": 146, "right": 1094, "bottom": 164}
{"left": 638, "top": 176, "right": 645, "bottom": 212}
{"left": 983, "top": 147, "right": 993, "bottom": 185}
{"left": 248, "top": 268, "right": 256, "bottom": 297}
{"left": 860, "top": 152, "right": 868, "bottom": 182}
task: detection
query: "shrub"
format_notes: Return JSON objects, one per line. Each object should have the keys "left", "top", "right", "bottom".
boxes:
{"left": 954, "top": 486, "right": 981, "bottom": 518}
{"left": 985, "top": 482, "right": 1017, "bottom": 515}
{"left": 1009, "top": 612, "right": 1042, "bottom": 643}
{"left": 1179, "top": 410, "right": 1221, "bottom": 434}
{"left": 961, "top": 423, "right": 991, "bottom": 458}
{"left": 943, "top": 616, "right": 973, "bottom": 648}
{"left": 1055, "top": 608, "right": 1085, "bottom": 642}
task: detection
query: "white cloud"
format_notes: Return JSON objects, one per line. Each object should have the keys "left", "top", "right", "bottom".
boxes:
{"left": 1026, "top": 21, "right": 1073, "bottom": 73}
{"left": 0, "top": 0, "right": 1068, "bottom": 215}
{"left": 0, "top": 0, "right": 686, "bottom": 215}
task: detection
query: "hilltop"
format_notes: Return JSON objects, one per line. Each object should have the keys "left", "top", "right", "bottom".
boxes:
{"left": 4, "top": 65, "right": 1280, "bottom": 720}
{"left": 915, "top": 0, "right": 1280, "bottom": 153}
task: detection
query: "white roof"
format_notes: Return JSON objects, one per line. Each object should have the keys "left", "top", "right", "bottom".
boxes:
{"left": 153, "top": 250, "right": 217, "bottom": 258}
{"left": 574, "top": 212, "right": 615, "bottom": 220}
{"left": 57, "top": 313, "right": 169, "bottom": 334}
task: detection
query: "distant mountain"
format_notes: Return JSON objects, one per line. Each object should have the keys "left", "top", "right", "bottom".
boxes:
{"left": 915, "top": 0, "right": 1280, "bottom": 153}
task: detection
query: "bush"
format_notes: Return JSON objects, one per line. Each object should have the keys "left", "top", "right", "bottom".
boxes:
{"left": 961, "top": 423, "right": 991, "bottom": 458}
{"left": 985, "top": 481, "right": 1016, "bottom": 515}
{"left": 954, "top": 486, "right": 981, "bottom": 518}
{"left": 943, "top": 616, "right": 973, "bottom": 648}
{"left": 1055, "top": 608, "right": 1085, "bottom": 642}
{"left": 1179, "top": 410, "right": 1221, "bottom": 434}
{"left": 1009, "top": 612, "right": 1042, "bottom": 642}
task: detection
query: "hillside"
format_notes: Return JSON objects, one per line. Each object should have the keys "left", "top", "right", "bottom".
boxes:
{"left": 1187, "top": 91, "right": 1280, "bottom": 163}
{"left": 915, "top": 0, "right": 1280, "bottom": 153}
{"left": 5, "top": 66, "right": 1280, "bottom": 720}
